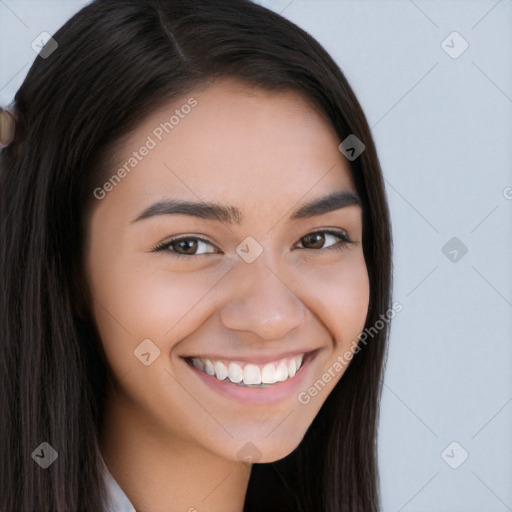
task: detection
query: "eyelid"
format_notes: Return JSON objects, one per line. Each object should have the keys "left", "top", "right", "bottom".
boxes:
{"left": 305, "top": 228, "right": 352, "bottom": 243}
{"left": 293, "top": 229, "right": 354, "bottom": 252}
{"left": 150, "top": 234, "right": 219, "bottom": 254}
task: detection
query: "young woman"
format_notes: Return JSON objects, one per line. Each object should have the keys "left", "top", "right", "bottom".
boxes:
{"left": 0, "top": 1, "right": 392, "bottom": 511}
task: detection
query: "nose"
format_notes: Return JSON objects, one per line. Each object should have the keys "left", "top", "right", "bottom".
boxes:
{"left": 219, "top": 252, "right": 306, "bottom": 341}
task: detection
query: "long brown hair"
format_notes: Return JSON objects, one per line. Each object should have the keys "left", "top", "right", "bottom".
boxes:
{"left": 0, "top": 1, "right": 392, "bottom": 510}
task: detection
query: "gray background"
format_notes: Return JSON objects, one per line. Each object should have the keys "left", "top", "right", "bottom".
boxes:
{"left": 1, "top": 1, "right": 511, "bottom": 510}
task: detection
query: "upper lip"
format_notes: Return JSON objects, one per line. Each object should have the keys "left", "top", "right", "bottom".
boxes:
{"left": 180, "top": 348, "right": 319, "bottom": 365}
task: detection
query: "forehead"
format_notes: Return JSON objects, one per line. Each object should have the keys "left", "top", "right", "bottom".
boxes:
{"left": 99, "top": 78, "right": 355, "bottom": 220}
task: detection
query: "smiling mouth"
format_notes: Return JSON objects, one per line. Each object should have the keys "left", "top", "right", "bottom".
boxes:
{"left": 184, "top": 353, "right": 308, "bottom": 388}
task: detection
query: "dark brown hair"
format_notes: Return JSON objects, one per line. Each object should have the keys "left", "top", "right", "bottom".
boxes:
{"left": 0, "top": 1, "right": 392, "bottom": 510}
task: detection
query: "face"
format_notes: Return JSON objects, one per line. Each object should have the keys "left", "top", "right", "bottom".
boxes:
{"left": 85, "top": 77, "right": 369, "bottom": 464}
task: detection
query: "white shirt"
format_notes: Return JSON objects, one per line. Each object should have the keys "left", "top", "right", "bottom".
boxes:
{"left": 101, "top": 455, "right": 137, "bottom": 512}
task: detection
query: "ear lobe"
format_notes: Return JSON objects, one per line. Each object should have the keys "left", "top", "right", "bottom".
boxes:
{"left": 0, "top": 106, "right": 16, "bottom": 148}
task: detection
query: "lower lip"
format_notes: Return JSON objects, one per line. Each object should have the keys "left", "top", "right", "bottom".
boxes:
{"left": 183, "top": 352, "right": 316, "bottom": 405}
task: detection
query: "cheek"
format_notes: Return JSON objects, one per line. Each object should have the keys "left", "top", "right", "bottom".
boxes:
{"left": 301, "top": 251, "right": 370, "bottom": 346}
{"left": 87, "top": 256, "right": 231, "bottom": 441}
{"left": 87, "top": 253, "right": 226, "bottom": 366}
{"left": 335, "top": 260, "right": 370, "bottom": 342}
{"left": 289, "top": 255, "right": 369, "bottom": 428}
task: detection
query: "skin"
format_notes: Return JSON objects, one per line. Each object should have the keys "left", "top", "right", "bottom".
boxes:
{"left": 86, "top": 77, "right": 369, "bottom": 512}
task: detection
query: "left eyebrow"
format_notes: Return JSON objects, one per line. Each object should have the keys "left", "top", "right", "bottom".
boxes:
{"left": 289, "top": 190, "right": 360, "bottom": 219}
{"left": 131, "top": 190, "right": 360, "bottom": 225}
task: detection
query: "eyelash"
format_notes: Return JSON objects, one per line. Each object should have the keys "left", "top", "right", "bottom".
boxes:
{"left": 150, "top": 229, "right": 354, "bottom": 260}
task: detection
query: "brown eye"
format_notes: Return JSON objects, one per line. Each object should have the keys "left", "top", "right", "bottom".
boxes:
{"left": 296, "top": 230, "right": 352, "bottom": 251}
{"left": 301, "top": 232, "right": 326, "bottom": 249}
{"left": 173, "top": 238, "right": 199, "bottom": 255}
{"left": 151, "top": 236, "right": 219, "bottom": 258}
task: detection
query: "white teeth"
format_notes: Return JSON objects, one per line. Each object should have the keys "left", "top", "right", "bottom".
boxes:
{"left": 192, "top": 358, "right": 205, "bottom": 372}
{"left": 243, "top": 364, "right": 261, "bottom": 385}
{"left": 204, "top": 359, "right": 215, "bottom": 376}
{"left": 189, "top": 353, "right": 307, "bottom": 387}
{"left": 228, "top": 362, "right": 243, "bottom": 383}
{"left": 261, "top": 363, "right": 277, "bottom": 384}
{"left": 275, "top": 361, "right": 288, "bottom": 382}
{"left": 288, "top": 358, "right": 297, "bottom": 378}
{"left": 214, "top": 361, "right": 228, "bottom": 381}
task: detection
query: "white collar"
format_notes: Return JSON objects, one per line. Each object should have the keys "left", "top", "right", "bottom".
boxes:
{"left": 100, "top": 454, "right": 137, "bottom": 512}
